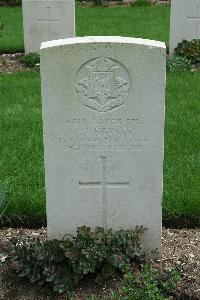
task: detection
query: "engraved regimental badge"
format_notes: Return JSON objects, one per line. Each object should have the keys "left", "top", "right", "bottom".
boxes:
{"left": 76, "top": 57, "right": 130, "bottom": 112}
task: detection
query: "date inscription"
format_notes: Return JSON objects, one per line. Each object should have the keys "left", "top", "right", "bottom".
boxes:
{"left": 52, "top": 118, "right": 153, "bottom": 152}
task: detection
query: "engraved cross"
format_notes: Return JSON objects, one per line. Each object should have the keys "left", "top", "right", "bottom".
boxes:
{"left": 79, "top": 157, "right": 130, "bottom": 228}
{"left": 37, "top": 6, "right": 60, "bottom": 40}
{"left": 187, "top": 3, "right": 200, "bottom": 35}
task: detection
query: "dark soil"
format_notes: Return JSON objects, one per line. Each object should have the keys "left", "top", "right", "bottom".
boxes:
{"left": 0, "top": 53, "right": 31, "bottom": 74}
{"left": 0, "top": 228, "right": 200, "bottom": 299}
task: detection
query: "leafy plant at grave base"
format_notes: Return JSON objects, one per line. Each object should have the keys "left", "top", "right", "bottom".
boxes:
{"left": 166, "top": 55, "right": 192, "bottom": 72}
{"left": 175, "top": 39, "right": 200, "bottom": 65}
{"left": 19, "top": 53, "right": 40, "bottom": 68}
{"left": 4, "top": 226, "right": 146, "bottom": 296}
{"left": 86, "top": 295, "right": 100, "bottom": 300}
{"left": 94, "top": 0, "right": 103, "bottom": 4}
{"left": 110, "top": 264, "right": 181, "bottom": 300}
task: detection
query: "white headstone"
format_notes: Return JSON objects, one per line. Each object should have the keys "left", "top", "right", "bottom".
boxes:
{"left": 169, "top": 0, "right": 200, "bottom": 56}
{"left": 22, "top": 0, "right": 75, "bottom": 54}
{"left": 40, "top": 36, "right": 166, "bottom": 252}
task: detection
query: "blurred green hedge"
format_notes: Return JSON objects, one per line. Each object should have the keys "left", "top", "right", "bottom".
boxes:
{"left": 0, "top": 0, "right": 21, "bottom": 6}
{"left": 0, "top": 0, "right": 126, "bottom": 7}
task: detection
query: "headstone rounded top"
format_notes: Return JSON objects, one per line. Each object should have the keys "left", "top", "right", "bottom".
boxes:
{"left": 40, "top": 36, "right": 166, "bottom": 50}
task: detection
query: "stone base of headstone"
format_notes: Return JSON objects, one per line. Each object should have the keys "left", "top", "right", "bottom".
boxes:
{"left": 148, "top": 0, "right": 170, "bottom": 4}
{"left": 123, "top": 0, "right": 136, "bottom": 4}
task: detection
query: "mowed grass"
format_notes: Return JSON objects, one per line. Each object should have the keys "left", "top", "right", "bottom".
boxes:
{"left": 0, "top": 4, "right": 199, "bottom": 227}
{"left": 0, "top": 72, "right": 45, "bottom": 227}
{"left": 164, "top": 72, "right": 200, "bottom": 227}
{"left": 0, "top": 7, "right": 24, "bottom": 53}
{"left": 0, "top": 4, "right": 170, "bottom": 53}
{"left": 76, "top": 5, "right": 170, "bottom": 43}
{"left": 0, "top": 71, "right": 199, "bottom": 227}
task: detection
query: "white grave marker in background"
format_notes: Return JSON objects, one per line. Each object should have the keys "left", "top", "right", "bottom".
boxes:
{"left": 22, "top": 0, "right": 75, "bottom": 54}
{"left": 170, "top": 0, "right": 200, "bottom": 55}
{"left": 40, "top": 36, "right": 166, "bottom": 252}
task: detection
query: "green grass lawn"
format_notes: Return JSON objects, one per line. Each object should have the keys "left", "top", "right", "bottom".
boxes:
{"left": 164, "top": 72, "right": 200, "bottom": 227}
{"left": 0, "top": 71, "right": 199, "bottom": 227}
{"left": 0, "top": 7, "right": 24, "bottom": 53}
{"left": 0, "top": 4, "right": 170, "bottom": 53}
{"left": 0, "top": 72, "right": 45, "bottom": 227}
{"left": 0, "top": 4, "right": 199, "bottom": 228}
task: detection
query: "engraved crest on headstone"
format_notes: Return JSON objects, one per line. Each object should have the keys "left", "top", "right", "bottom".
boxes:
{"left": 76, "top": 57, "right": 130, "bottom": 112}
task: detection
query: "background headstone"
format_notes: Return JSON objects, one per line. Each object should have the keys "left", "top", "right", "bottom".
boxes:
{"left": 40, "top": 36, "right": 166, "bottom": 252}
{"left": 169, "top": 0, "right": 200, "bottom": 55}
{"left": 22, "top": 0, "right": 75, "bottom": 54}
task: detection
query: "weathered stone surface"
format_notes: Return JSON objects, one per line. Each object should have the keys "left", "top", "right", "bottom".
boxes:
{"left": 170, "top": 0, "right": 200, "bottom": 55}
{"left": 22, "top": 0, "right": 75, "bottom": 54}
{"left": 40, "top": 36, "right": 166, "bottom": 252}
